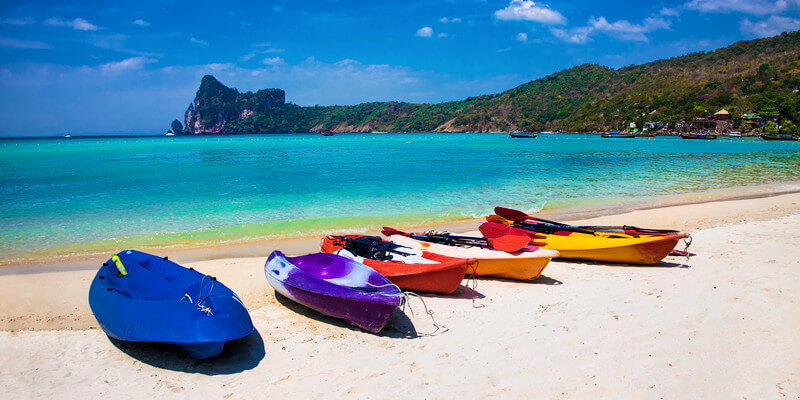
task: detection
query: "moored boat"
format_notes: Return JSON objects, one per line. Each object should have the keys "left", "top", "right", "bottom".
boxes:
{"left": 385, "top": 233, "right": 559, "bottom": 281}
{"left": 760, "top": 133, "right": 797, "bottom": 141}
{"left": 321, "top": 131, "right": 334, "bottom": 136}
{"left": 680, "top": 133, "right": 717, "bottom": 140}
{"left": 88, "top": 250, "right": 254, "bottom": 359}
{"left": 601, "top": 133, "right": 638, "bottom": 138}
{"left": 265, "top": 251, "right": 402, "bottom": 333}
{"left": 509, "top": 132, "right": 537, "bottom": 138}
{"left": 321, "top": 235, "right": 472, "bottom": 294}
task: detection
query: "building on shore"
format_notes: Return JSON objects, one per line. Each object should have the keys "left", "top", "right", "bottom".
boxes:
{"left": 694, "top": 109, "right": 733, "bottom": 134}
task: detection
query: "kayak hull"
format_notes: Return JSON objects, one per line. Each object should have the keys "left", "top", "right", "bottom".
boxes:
{"left": 88, "top": 250, "right": 254, "bottom": 359}
{"left": 387, "top": 235, "right": 558, "bottom": 280}
{"left": 321, "top": 235, "right": 471, "bottom": 294}
{"left": 265, "top": 251, "right": 402, "bottom": 333}
{"left": 481, "top": 222, "right": 685, "bottom": 265}
{"left": 553, "top": 235, "right": 683, "bottom": 264}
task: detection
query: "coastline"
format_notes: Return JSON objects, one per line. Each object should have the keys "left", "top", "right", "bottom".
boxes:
{"left": 2, "top": 189, "right": 798, "bottom": 398}
{"left": 3, "top": 180, "right": 800, "bottom": 269}
{"left": 3, "top": 189, "right": 800, "bottom": 332}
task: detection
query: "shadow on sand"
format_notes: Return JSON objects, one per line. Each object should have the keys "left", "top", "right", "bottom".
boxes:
{"left": 414, "top": 284, "right": 486, "bottom": 300}
{"left": 108, "top": 329, "right": 265, "bottom": 375}
{"left": 274, "top": 290, "right": 452, "bottom": 339}
{"left": 554, "top": 258, "right": 691, "bottom": 269}
{"left": 474, "top": 274, "right": 564, "bottom": 285}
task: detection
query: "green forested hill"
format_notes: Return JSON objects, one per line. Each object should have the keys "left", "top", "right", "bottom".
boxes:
{"left": 180, "top": 30, "right": 800, "bottom": 134}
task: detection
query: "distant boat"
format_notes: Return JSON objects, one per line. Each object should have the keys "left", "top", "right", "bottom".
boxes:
{"left": 638, "top": 132, "right": 658, "bottom": 137}
{"left": 509, "top": 132, "right": 537, "bottom": 138}
{"left": 728, "top": 132, "right": 742, "bottom": 138}
{"left": 63, "top": 134, "right": 71, "bottom": 138}
{"left": 165, "top": 132, "right": 175, "bottom": 136}
{"left": 321, "top": 132, "right": 334, "bottom": 136}
{"left": 680, "top": 133, "right": 717, "bottom": 140}
{"left": 760, "top": 133, "right": 797, "bottom": 141}
{"left": 601, "top": 132, "right": 638, "bottom": 138}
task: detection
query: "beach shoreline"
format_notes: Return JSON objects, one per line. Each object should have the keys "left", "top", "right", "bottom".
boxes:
{"left": 2, "top": 189, "right": 798, "bottom": 398}
{"left": 2, "top": 190, "right": 800, "bottom": 331}
{"left": 3, "top": 180, "right": 800, "bottom": 270}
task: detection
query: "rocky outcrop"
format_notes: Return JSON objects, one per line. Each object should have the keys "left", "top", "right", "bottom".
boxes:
{"left": 169, "top": 119, "right": 183, "bottom": 135}
{"left": 183, "top": 75, "right": 285, "bottom": 134}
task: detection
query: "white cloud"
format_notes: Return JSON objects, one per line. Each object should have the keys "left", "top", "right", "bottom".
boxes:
{"left": 440, "top": 17, "right": 462, "bottom": 23}
{"left": 437, "top": 33, "right": 448, "bottom": 38}
{"left": 589, "top": 16, "right": 671, "bottom": 41}
{"left": 241, "top": 44, "right": 284, "bottom": 62}
{"left": 741, "top": 15, "right": 800, "bottom": 37}
{"left": 3, "top": 17, "right": 35, "bottom": 26}
{"left": 0, "top": 36, "right": 52, "bottom": 49}
{"left": 132, "top": 19, "right": 150, "bottom": 27}
{"left": 99, "top": 56, "right": 156, "bottom": 74}
{"left": 495, "top": 0, "right": 566, "bottom": 25}
{"left": 516, "top": 32, "right": 528, "bottom": 42}
{"left": 660, "top": 7, "right": 680, "bottom": 17}
{"left": 262, "top": 56, "right": 285, "bottom": 66}
{"left": 87, "top": 33, "right": 162, "bottom": 57}
{"left": 44, "top": 17, "right": 99, "bottom": 31}
{"left": 550, "top": 26, "right": 594, "bottom": 44}
{"left": 684, "top": 0, "right": 790, "bottom": 15}
{"left": 552, "top": 16, "right": 670, "bottom": 43}
{"left": 189, "top": 37, "right": 208, "bottom": 46}
{"left": 416, "top": 26, "right": 434, "bottom": 37}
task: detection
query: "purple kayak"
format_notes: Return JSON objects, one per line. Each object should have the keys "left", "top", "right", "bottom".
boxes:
{"left": 265, "top": 251, "right": 403, "bottom": 333}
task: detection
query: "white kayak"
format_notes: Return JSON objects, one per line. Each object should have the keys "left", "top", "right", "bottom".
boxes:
{"left": 387, "top": 235, "right": 559, "bottom": 281}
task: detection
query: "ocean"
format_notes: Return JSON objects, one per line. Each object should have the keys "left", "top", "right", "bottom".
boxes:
{"left": 1, "top": 133, "right": 799, "bottom": 263}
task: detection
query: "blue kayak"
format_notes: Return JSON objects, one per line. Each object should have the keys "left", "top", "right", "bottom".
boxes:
{"left": 88, "top": 250, "right": 254, "bottom": 359}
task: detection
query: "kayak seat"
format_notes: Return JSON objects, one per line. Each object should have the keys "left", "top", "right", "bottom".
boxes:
{"left": 137, "top": 257, "right": 181, "bottom": 282}
{"left": 289, "top": 253, "right": 390, "bottom": 289}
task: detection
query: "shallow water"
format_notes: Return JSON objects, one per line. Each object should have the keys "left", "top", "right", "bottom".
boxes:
{"left": 1, "top": 133, "right": 799, "bottom": 262}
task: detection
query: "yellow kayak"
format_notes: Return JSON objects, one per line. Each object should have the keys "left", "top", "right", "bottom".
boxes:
{"left": 480, "top": 221, "right": 686, "bottom": 265}
{"left": 535, "top": 231, "right": 686, "bottom": 264}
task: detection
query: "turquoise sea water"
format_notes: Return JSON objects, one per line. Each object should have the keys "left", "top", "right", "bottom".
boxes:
{"left": 1, "top": 133, "right": 799, "bottom": 262}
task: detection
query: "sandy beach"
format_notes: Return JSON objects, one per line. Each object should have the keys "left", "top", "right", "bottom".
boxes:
{"left": 2, "top": 193, "right": 799, "bottom": 399}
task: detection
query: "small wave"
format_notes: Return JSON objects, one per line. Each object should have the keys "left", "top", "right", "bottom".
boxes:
{"left": 524, "top": 201, "right": 547, "bottom": 215}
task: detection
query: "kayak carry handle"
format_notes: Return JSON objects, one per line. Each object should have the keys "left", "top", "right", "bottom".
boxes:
{"left": 111, "top": 254, "right": 127, "bottom": 277}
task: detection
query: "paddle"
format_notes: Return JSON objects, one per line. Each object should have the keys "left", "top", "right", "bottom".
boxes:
{"left": 483, "top": 234, "right": 531, "bottom": 253}
{"left": 487, "top": 213, "right": 601, "bottom": 236}
{"left": 495, "top": 206, "right": 563, "bottom": 225}
{"left": 494, "top": 207, "right": 680, "bottom": 235}
{"left": 380, "top": 227, "right": 530, "bottom": 253}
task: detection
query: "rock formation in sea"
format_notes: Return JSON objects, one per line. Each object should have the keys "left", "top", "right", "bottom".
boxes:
{"left": 183, "top": 75, "right": 285, "bottom": 134}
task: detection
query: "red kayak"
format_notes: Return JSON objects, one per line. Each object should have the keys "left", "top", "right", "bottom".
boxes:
{"left": 321, "top": 235, "right": 474, "bottom": 294}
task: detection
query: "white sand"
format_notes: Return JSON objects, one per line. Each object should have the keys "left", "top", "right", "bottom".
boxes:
{"left": 1, "top": 194, "right": 799, "bottom": 399}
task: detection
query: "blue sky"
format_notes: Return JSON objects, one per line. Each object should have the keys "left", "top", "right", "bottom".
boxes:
{"left": 1, "top": 0, "right": 800, "bottom": 136}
